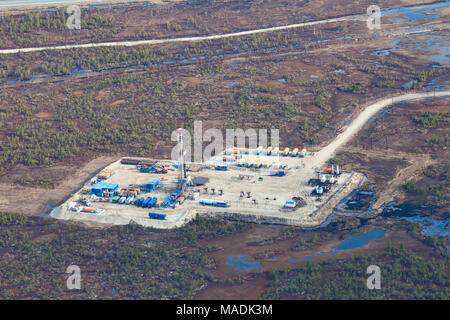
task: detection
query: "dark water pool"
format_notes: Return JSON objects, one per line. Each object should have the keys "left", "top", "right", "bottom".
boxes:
{"left": 297, "top": 228, "right": 386, "bottom": 261}
{"left": 225, "top": 254, "right": 262, "bottom": 271}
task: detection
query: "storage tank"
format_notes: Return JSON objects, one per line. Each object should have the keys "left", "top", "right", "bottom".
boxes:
{"left": 320, "top": 175, "right": 327, "bottom": 183}
{"left": 142, "top": 197, "right": 152, "bottom": 207}
{"left": 215, "top": 164, "right": 229, "bottom": 170}
{"left": 148, "top": 197, "right": 158, "bottom": 208}
{"left": 316, "top": 186, "right": 323, "bottom": 194}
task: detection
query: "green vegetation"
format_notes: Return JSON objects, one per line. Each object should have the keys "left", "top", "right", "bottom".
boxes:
{"left": 0, "top": 212, "right": 252, "bottom": 299}
{"left": 0, "top": 9, "right": 122, "bottom": 48}
{"left": 177, "top": 214, "right": 250, "bottom": 245}
{"left": 0, "top": 29, "right": 419, "bottom": 175}
{"left": 413, "top": 111, "right": 449, "bottom": 128}
{"left": 424, "top": 134, "right": 450, "bottom": 150}
{"left": 262, "top": 245, "right": 449, "bottom": 299}
{"left": 339, "top": 81, "right": 368, "bottom": 94}
{"left": 16, "top": 175, "right": 54, "bottom": 188}
{"left": 423, "top": 163, "right": 443, "bottom": 179}
{"left": 401, "top": 178, "right": 448, "bottom": 203}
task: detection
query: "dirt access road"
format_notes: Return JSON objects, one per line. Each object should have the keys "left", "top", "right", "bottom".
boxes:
{"left": 4, "top": 91, "right": 449, "bottom": 217}
{"left": 308, "top": 90, "right": 450, "bottom": 170}
{"left": 0, "top": 13, "right": 362, "bottom": 54}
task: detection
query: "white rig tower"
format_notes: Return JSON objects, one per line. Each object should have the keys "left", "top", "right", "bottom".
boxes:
{"left": 177, "top": 128, "right": 186, "bottom": 191}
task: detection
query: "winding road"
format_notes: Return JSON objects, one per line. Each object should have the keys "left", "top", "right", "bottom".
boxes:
{"left": 309, "top": 90, "right": 450, "bottom": 169}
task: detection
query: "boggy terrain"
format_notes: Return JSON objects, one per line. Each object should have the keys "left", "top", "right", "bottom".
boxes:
{"left": 193, "top": 96, "right": 450, "bottom": 300}
{"left": 0, "top": 1, "right": 448, "bottom": 215}
{"left": 0, "top": 0, "right": 438, "bottom": 48}
{"left": 0, "top": 0, "right": 448, "bottom": 300}
{"left": 0, "top": 212, "right": 448, "bottom": 299}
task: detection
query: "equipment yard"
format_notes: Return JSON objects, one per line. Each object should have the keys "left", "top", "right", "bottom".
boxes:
{"left": 50, "top": 149, "right": 361, "bottom": 229}
{"left": 50, "top": 90, "right": 449, "bottom": 229}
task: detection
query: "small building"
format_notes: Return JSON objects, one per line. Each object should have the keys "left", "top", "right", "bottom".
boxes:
{"left": 91, "top": 182, "right": 119, "bottom": 197}
{"left": 146, "top": 178, "right": 160, "bottom": 192}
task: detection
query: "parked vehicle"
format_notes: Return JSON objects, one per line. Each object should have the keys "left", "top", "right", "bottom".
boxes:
{"left": 125, "top": 196, "right": 134, "bottom": 205}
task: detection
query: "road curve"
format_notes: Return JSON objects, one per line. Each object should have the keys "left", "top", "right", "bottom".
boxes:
{"left": 309, "top": 90, "right": 450, "bottom": 169}
{"left": 0, "top": 14, "right": 362, "bottom": 54}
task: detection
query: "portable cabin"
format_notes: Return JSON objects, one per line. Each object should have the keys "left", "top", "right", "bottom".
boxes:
{"left": 273, "top": 162, "right": 283, "bottom": 169}
{"left": 253, "top": 161, "right": 262, "bottom": 168}
{"left": 282, "top": 148, "right": 290, "bottom": 156}
{"left": 256, "top": 146, "right": 263, "bottom": 155}
{"left": 244, "top": 161, "right": 254, "bottom": 168}
{"left": 263, "top": 161, "right": 273, "bottom": 168}
{"left": 222, "top": 155, "right": 236, "bottom": 162}
{"left": 299, "top": 148, "right": 307, "bottom": 157}
{"left": 269, "top": 170, "right": 286, "bottom": 176}
{"left": 223, "top": 148, "right": 234, "bottom": 155}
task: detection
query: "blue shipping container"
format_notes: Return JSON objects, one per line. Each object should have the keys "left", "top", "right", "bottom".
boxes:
{"left": 215, "top": 164, "right": 228, "bottom": 170}
{"left": 200, "top": 199, "right": 214, "bottom": 206}
{"left": 213, "top": 200, "right": 229, "bottom": 207}
{"left": 149, "top": 212, "right": 166, "bottom": 220}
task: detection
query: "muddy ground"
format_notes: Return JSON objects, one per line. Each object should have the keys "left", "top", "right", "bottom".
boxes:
{"left": 194, "top": 217, "right": 439, "bottom": 299}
